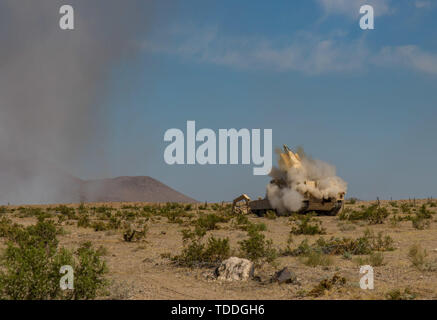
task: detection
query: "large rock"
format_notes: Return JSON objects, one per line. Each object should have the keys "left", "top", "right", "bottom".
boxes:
{"left": 215, "top": 257, "right": 254, "bottom": 281}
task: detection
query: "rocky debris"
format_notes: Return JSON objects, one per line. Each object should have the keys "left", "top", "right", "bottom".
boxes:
{"left": 215, "top": 257, "right": 254, "bottom": 281}
{"left": 271, "top": 267, "right": 298, "bottom": 284}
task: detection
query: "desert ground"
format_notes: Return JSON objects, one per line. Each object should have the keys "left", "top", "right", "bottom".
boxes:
{"left": 1, "top": 198, "right": 437, "bottom": 300}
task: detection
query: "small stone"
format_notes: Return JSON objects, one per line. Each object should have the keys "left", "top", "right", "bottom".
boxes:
{"left": 272, "top": 267, "right": 297, "bottom": 284}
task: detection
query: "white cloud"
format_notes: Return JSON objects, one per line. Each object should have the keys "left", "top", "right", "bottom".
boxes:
{"left": 377, "top": 45, "right": 437, "bottom": 75}
{"left": 317, "top": 0, "right": 392, "bottom": 17}
{"left": 143, "top": 27, "right": 437, "bottom": 76}
{"left": 143, "top": 27, "right": 368, "bottom": 75}
{"left": 415, "top": 1, "right": 431, "bottom": 8}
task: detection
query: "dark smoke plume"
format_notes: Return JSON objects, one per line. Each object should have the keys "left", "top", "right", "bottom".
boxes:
{"left": 0, "top": 0, "right": 150, "bottom": 204}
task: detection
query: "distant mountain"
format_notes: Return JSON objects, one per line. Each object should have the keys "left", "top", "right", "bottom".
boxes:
{"left": 80, "top": 176, "right": 197, "bottom": 203}
{"left": 0, "top": 162, "right": 197, "bottom": 204}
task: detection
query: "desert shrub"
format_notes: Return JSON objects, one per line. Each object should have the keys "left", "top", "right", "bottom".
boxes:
{"left": 67, "top": 242, "right": 108, "bottom": 299}
{"left": 91, "top": 221, "right": 108, "bottom": 232}
{"left": 210, "top": 203, "right": 221, "bottom": 211}
{"left": 0, "top": 206, "right": 6, "bottom": 214}
{"left": 283, "top": 239, "right": 312, "bottom": 257}
{"left": 400, "top": 203, "right": 411, "bottom": 214}
{"left": 337, "top": 222, "right": 356, "bottom": 231}
{"left": 418, "top": 204, "right": 433, "bottom": 218}
{"left": 389, "top": 201, "right": 398, "bottom": 208}
{"left": 57, "top": 214, "right": 68, "bottom": 225}
{"left": 338, "top": 205, "right": 389, "bottom": 224}
{"left": 427, "top": 200, "right": 437, "bottom": 207}
{"left": 0, "top": 219, "right": 107, "bottom": 300}
{"left": 337, "top": 208, "right": 355, "bottom": 220}
{"left": 408, "top": 244, "right": 427, "bottom": 269}
{"left": 363, "top": 229, "right": 395, "bottom": 252}
{"left": 307, "top": 274, "right": 346, "bottom": 297}
{"left": 121, "top": 204, "right": 139, "bottom": 210}
{"left": 238, "top": 228, "right": 277, "bottom": 264}
{"left": 54, "top": 205, "right": 76, "bottom": 220}
{"left": 366, "top": 206, "right": 390, "bottom": 224}
{"left": 233, "top": 214, "right": 250, "bottom": 228}
{"left": 195, "top": 213, "right": 227, "bottom": 231}
{"left": 184, "top": 204, "right": 192, "bottom": 211}
{"left": 0, "top": 217, "right": 22, "bottom": 240}
{"left": 120, "top": 210, "right": 137, "bottom": 221}
{"left": 244, "top": 222, "right": 267, "bottom": 232}
{"left": 354, "top": 252, "right": 385, "bottom": 267}
{"left": 198, "top": 202, "right": 208, "bottom": 210}
{"left": 123, "top": 225, "right": 147, "bottom": 242}
{"left": 290, "top": 214, "right": 325, "bottom": 235}
{"left": 389, "top": 214, "right": 401, "bottom": 227}
{"left": 346, "top": 198, "right": 358, "bottom": 204}
{"left": 407, "top": 244, "right": 437, "bottom": 271}
{"left": 287, "top": 229, "right": 394, "bottom": 256}
{"left": 386, "top": 288, "right": 416, "bottom": 300}
{"left": 166, "top": 209, "right": 184, "bottom": 224}
{"left": 78, "top": 203, "right": 87, "bottom": 214}
{"left": 77, "top": 214, "right": 90, "bottom": 228}
{"left": 95, "top": 206, "right": 111, "bottom": 214}
{"left": 0, "top": 217, "right": 12, "bottom": 236}
{"left": 411, "top": 215, "right": 430, "bottom": 230}
{"left": 342, "top": 251, "right": 353, "bottom": 260}
{"left": 410, "top": 207, "right": 432, "bottom": 230}
{"left": 368, "top": 252, "right": 385, "bottom": 266}
{"left": 171, "top": 229, "right": 230, "bottom": 267}
{"left": 265, "top": 210, "right": 277, "bottom": 220}
{"left": 107, "top": 216, "right": 122, "bottom": 230}
{"left": 202, "top": 237, "right": 231, "bottom": 263}
{"left": 142, "top": 205, "right": 158, "bottom": 215}
{"left": 315, "top": 236, "right": 372, "bottom": 255}
{"left": 302, "top": 249, "right": 333, "bottom": 267}
{"left": 17, "top": 207, "right": 51, "bottom": 219}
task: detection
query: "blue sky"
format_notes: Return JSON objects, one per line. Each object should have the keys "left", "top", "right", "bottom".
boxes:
{"left": 80, "top": 0, "right": 437, "bottom": 202}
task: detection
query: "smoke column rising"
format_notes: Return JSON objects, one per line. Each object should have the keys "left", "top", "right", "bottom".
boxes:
{"left": 267, "top": 147, "right": 347, "bottom": 213}
{"left": 0, "top": 1, "right": 149, "bottom": 204}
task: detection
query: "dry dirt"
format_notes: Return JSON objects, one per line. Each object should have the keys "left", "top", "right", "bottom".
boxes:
{"left": 1, "top": 199, "right": 437, "bottom": 300}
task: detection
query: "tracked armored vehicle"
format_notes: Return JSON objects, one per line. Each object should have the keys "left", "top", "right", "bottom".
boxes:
{"left": 232, "top": 145, "right": 345, "bottom": 216}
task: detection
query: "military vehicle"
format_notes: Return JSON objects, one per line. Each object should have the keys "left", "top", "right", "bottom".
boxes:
{"left": 232, "top": 145, "right": 345, "bottom": 216}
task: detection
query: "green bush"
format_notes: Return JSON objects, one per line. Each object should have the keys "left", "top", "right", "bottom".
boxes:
{"left": 54, "top": 205, "right": 76, "bottom": 220}
{"left": 302, "top": 249, "right": 333, "bottom": 267}
{"left": 70, "top": 242, "right": 108, "bottom": 299}
{"left": 123, "top": 225, "right": 147, "bottom": 242}
{"left": 346, "top": 198, "right": 358, "bottom": 204}
{"left": 410, "top": 206, "right": 432, "bottom": 230}
{"left": 91, "top": 221, "right": 108, "bottom": 232}
{"left": 0, "top": 218, "right": 108, "bottom": 299}
{"left": 238, "top": 228, "right": 277, "bottom": 263}
{"left": 233, "top": 214, "right": 250, "bottom": 228}
{"left": 265, "top": 210, "right": 277, "bottom": 220}
{"left": 290, "top": 214, "right": 325, "bottom": 235}
{"left": 338, "top": 205, "right": 389, "bottom": 224}
{"left": 195, "top": 213, "right": 228, "bottom": 231}
{"left": 386, "top": 288, "right": 416, "bottom": 300}
{"left": 400, "top": 203, "right": 411, "bottom": 214}
{"left": 77, "top": 214, "right": 90, "bottom": 228}
{"left": 389, "top": 201, "right": 398, "bottom": 208}
{"left": 408, "top": 244, "right": 427, "bottom": 269}
{"left": 171, "top": 229, "right": 230, "bottom": 267}
{"left": 354, "top": 252, "right": 385, "bottom": 267}
{"left": 287, "top": 229, "right": 394, "bottom": 256}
